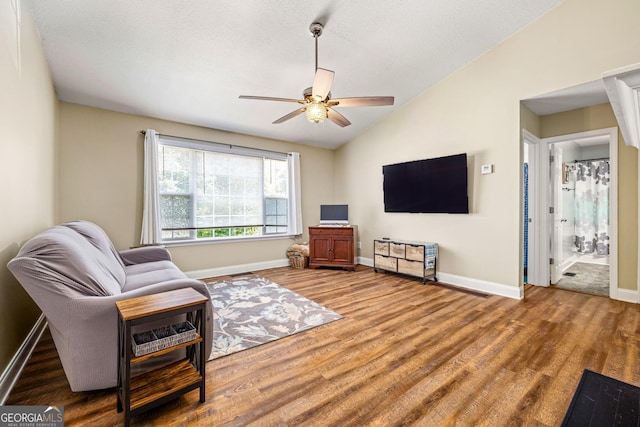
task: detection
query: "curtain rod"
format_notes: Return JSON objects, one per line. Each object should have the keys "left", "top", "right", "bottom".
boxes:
{"left": 139, "top": 130, "right": 290, "bottom": 157}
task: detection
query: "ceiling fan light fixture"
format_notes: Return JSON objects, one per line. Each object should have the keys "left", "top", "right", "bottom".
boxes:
{"left": 239, "top": 22, "right": 394, "bottom": 128}
{"left": 306, "top": 102, "right": 327, "bottom": 123}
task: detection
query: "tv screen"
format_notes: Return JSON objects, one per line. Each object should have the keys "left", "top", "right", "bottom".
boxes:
{"left": 320, "top": 204, "right": 349, "bottom": 224}
{"left": 383, "top": 153, "right": 469, "bottom": 214}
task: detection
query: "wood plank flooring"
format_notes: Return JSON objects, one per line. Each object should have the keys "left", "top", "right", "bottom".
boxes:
{"left": 6, "top": 266, "right": 640, "bottom": 426}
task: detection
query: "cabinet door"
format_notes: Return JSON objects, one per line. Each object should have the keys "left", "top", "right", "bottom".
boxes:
{"left": 331, "top": 236, "right": 353, "bottom": 263}
{"left": 310, "top": 236, "right": 332, "bottom": 262}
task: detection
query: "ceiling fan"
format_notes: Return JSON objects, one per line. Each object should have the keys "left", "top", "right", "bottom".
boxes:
{"left": 239, "top": 23, "right": 394, "bottom": 127}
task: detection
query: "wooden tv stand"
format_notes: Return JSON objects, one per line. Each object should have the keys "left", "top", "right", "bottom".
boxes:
{"left": 308, "top": 226, "right": 356, "bottom": 271}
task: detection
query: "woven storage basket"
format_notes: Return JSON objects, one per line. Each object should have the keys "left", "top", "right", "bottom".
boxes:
{"left": 288, "top": 254, "right": 307, "bottom": 269}
{"left": 131, "top": 321, "right": 197, "bottom": 357}
{"left": 287, "top": 244, "right": 309, "bottom": 269}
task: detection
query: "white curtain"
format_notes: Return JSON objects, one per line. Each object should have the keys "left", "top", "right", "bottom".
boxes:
{"left": 140, "top": 129, "right": 162, "bottom": 245}
{"left": 287, "top": 152, "right": 303, "bottom": 235}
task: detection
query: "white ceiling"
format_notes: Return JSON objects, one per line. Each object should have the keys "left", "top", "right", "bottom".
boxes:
{"left": 27, "top": 0, "right": 567, "bottom": 149}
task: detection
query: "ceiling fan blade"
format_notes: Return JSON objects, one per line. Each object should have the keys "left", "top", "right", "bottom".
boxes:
{"left": 327, "top": 96, "right": 395, "bottom": 107}
{"left": 311, "top": 68, "right": 334, "bottom": 100}
{"left": 327, "top": 108, "right": 351, "bottom": 127}
{"left": 273, "top": 107, "right": 306, "bottom": 124}
{"left": 239, "top": 95, "right": 305, "bottom": 104}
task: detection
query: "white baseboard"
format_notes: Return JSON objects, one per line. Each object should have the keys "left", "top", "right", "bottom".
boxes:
{"left": 437, "top": 272, "right": 523, "bottom": 299}
{"left": 186, "top": 258, "right": 290, "bottom": 280}
{"left": 0, "top": 314, "right": 47, "bottom": 405}
{"left": 357, "top": 256, "right": 373, "bottom": 267}
{"left": 616, "top": 288, "right": 640, "bottom": 304}
{"left": 359, "top": 256, "right": 523, "bottom": 299}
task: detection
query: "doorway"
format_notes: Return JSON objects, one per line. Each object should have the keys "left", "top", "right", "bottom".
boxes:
{"left": 523, "top": 128, "right": 618, "bottom": 297}
{"left": 550, "top": 137, "right": 611, "bottom": 296}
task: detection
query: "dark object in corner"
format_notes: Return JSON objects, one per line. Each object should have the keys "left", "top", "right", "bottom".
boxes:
{"left": 562, "top": 369, "right": 640, "bottom": 426}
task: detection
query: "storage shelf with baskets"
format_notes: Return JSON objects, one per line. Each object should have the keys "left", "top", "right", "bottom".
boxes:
{"left": 374, "top": 238, "right": 438, "bottom": 283}
{"left": 116, "top": 288, "right": 207, "bottom": 426}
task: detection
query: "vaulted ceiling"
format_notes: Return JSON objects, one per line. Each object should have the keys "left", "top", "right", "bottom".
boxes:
{"left": 28, "top": 0, "right": 566, "bottom": 149}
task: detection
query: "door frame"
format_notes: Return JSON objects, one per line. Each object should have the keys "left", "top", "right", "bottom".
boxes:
{"left": 524, "top": 127, "right": 619, "bottom": 298}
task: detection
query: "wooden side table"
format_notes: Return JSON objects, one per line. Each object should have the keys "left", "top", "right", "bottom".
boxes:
{"left": 116, "top": 288, "right": 207, "bottom": 426}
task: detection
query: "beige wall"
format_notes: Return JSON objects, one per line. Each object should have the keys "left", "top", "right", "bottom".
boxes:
{"left": 334, "top": 0, "right": 640, "bottom": 290}
{"left": 0, "top": 6, "right": 57, "bottom": 373}
{"left": 539, "top": 103, "right": 638, "bottom": 290}
{"left": 58, "top": 103, "right": 335, "bottom": 273}
{"left": 520, "top": 105, "right": 541, "bottom": 139}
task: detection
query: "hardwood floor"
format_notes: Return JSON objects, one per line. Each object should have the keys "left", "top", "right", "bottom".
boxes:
{"left": 7, "top": 265, "right": 640, "bottom": 426}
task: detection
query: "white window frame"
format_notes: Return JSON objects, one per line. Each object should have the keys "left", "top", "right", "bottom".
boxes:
{"left": 153, "top": 134, "right": 299, "bottom": 245}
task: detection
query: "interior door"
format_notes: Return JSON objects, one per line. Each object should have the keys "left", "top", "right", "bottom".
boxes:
{"left": 524, "top": 130, "right": 545, "bottom": 286}
{"left": 550, "top": 144, "right": 564, "bottom": 284}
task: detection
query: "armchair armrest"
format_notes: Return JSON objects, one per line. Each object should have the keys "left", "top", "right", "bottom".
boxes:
{"left": 119, "top": 246, "right": 172, "bottom": 265}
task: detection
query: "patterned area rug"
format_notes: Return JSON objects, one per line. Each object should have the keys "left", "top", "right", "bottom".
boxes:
{"left": 204, "top": 275, "right": 343, "bottom": 360}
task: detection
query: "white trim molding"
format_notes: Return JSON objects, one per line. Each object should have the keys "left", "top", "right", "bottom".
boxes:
{"left": 0, "top": 314, "right": 47, "bottom": 405}
{"left": 357, "top": 256, "right": 374, "bottom": 267}
{"left": 358, "top": 257, "right": 523, "bottom": 299}
{"left": 186, "top": 259, "right": 290, "bottom": 280}
{"left": 603, "top": 63, "right": 640, "bottom": 149}
{"left": 436, "top": 272, "right": 523, "bottom": 300}
{"left": 617, "top": 288, "right": 640, "bottom": 304}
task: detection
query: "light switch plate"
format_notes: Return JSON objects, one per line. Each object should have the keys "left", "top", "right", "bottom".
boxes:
{"left": 481, "top": 164, "right": 493, "bottom": 175}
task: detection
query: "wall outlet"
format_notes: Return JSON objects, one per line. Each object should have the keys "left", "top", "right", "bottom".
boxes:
{"left": 481, "top": 164, "right": 493, "bottom": 175}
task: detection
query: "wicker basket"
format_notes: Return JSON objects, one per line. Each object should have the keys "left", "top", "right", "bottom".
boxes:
{"left": 288, "top": 254, "right": 307, "bottom": 269}
{"left": 287, "top": 243, "right": 309, "bottom": 269}
{"left": 131, "top": 321, "right": 197, "bottom": 357}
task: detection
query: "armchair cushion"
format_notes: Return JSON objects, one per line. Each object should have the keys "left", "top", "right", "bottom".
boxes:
{"left": 123, "top": 260, "right": 192, "bottom": 292}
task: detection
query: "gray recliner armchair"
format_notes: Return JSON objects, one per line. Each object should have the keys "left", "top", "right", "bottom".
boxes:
{"left": 8, "top": 220, "right": 213, "bottom": 392}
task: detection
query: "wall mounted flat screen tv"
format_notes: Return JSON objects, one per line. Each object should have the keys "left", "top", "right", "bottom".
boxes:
{"left": 320, "top": 204, "right": 349, "bottom": 224}
{"left": 383, "top": 153, "right": 469, "bottom": 214}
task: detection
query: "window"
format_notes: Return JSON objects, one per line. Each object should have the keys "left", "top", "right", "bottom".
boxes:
{"left": 155, "top": 136, "right": 294, "bottom": 243}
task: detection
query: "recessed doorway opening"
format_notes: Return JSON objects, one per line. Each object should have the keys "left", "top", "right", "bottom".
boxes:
{"left": 522, "top": 127, "right": 618, "bottom": 298}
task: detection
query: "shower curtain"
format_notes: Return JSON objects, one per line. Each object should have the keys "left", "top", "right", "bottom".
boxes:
{"left": 574, "top": 159, "right": 610, "bottom": 255}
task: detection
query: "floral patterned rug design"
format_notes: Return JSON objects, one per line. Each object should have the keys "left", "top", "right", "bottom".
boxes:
{"left": 205, "top": 275, "right": 343, "bottom": 360}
